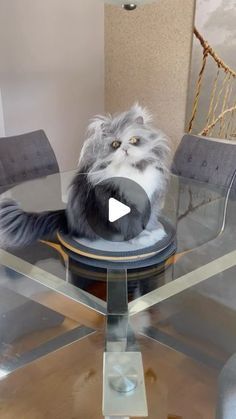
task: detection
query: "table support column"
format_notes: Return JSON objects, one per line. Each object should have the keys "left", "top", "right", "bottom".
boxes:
{"left": 103, "top": 269, "right": 148, "bottom": 418}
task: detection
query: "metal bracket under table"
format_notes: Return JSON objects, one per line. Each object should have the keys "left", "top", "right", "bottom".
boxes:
{"left": 103, "top": 269, "right": 148, "bottom": 418}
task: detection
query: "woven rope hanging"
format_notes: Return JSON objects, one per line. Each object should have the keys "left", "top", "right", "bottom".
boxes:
{"left": 188, "top": 27, "right": 236, "bottom": 140}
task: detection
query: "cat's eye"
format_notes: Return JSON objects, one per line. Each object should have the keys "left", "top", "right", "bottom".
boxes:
{"left": 129, "top": 136, "right": 140, "bottom": 145}
{"left": 111, "top": 140, "right": 121, "bottom": 149}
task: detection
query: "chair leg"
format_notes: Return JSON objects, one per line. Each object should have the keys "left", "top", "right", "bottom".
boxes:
{"left": 216, "top": 354, "right": 236, "bottom": 419}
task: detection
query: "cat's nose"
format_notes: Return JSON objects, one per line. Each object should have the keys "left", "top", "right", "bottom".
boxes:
{"left": 123, "top": 148, "right": 128, "bottom": 154}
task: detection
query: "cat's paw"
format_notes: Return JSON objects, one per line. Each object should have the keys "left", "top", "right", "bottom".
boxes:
{"left": 149, "top": 227, "right": 166, "bottom": 242}
{"left": 128, "top": 227, "right": 166, "bottom": 247}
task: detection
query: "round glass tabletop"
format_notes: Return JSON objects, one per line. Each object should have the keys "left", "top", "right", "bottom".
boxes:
{"left": 0, "top": 168, "right": 235, "bottom": 419}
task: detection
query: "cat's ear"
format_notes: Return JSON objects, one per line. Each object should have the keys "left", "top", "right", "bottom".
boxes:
{"left": 87, "top": 115, "right": 110, "bottom": 137}
{"left": 131, "top": 103, "right": 152, "bottom": 125}
{"left": 135, "top": 116, "right": 144, "bottom": 125}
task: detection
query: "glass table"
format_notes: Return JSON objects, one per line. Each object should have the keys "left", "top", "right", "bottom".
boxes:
{"left": 0, "top": 169, "right": 235, "bottom": 418}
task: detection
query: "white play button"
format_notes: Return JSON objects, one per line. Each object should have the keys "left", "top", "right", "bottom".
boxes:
{"left": 108, "top": 197, "right": 131, "bottom": 223}
{"left": 86, "top": 177, "right": 151, "bottom": 241}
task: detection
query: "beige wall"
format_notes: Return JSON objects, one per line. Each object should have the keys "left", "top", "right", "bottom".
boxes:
{"left": 0, "top": 90, "right": 5, "bottom": 136}
{"left": 0, "top": 0, "right": 104, "bottom": 171}
{"left": 0, "top": 0, "right": 195, "bottom": 167}
{"left": 105, "top": 0, "right": 195, "bottom": 150}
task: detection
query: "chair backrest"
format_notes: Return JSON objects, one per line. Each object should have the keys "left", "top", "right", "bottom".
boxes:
{"left": 172, "top": 134, "right": 236, "bottom": 252}
{"left": 0, "top": 130, "right": 59, "bottom": 189}
{"left": 172, "top": 134, "right": 236, "bottom": 188}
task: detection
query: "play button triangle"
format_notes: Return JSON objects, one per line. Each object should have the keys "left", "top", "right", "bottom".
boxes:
{"left": 108, "top": 198, "right": 131, "bottom": 223}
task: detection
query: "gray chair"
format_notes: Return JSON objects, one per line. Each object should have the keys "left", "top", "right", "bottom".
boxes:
{"left": 153, "top": 135, "right": 236, "bottom": 396}
{"left": 171, "top": 134, "right": 236, "bottom": 252}
{"left": 0, "top": 130, "right": 59, "bottom": 193}
{"left": 0, "top": 130, "right": 64, "bottom": 359}
{"left": 172, "top": 134, "right": 236, "bottom": 188}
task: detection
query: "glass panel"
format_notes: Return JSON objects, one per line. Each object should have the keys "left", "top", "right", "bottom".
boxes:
{"left": 134, "top": 266, "right": 236, "bottom": 374}
{"left": 0, "top": 263, "right": 99, "bottom": 376}
{"left": 177, "top": 177, "right": 226, "bottom": 252}
{"left": 106, "top": 268, "right": 128, "bottom": 352}
{"left": 0, "top": 170, "right": 229, "bottom": 304}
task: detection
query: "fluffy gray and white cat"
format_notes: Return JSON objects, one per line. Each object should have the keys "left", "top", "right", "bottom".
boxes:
{"left": 0, "top": 104, "right": 171, "bottom": 248}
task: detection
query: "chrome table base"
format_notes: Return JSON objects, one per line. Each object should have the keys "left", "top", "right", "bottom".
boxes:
{"left": 2, "top": 249, "right": 235, "bottom": 416}
{"left": 103, "top": 269, "right": 148, "bottom": 418}
{"left": 103, "top": 351, "right": 147, "bottom": 417}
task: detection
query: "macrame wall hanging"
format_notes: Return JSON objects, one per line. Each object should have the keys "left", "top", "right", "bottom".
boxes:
{"left": 188, "top": 27, "right": 236, "bottom": 140}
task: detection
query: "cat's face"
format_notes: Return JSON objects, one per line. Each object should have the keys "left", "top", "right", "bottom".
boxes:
{"left": 99, "top": 124, "right": 154, "bottom": 167}
{"left": 78, "top": 104, "right": 170, "bottom": 185}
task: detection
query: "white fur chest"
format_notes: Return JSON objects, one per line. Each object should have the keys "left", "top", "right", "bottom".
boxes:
{"left": 105, "top": 162, "right": 161, "bottom": 199}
